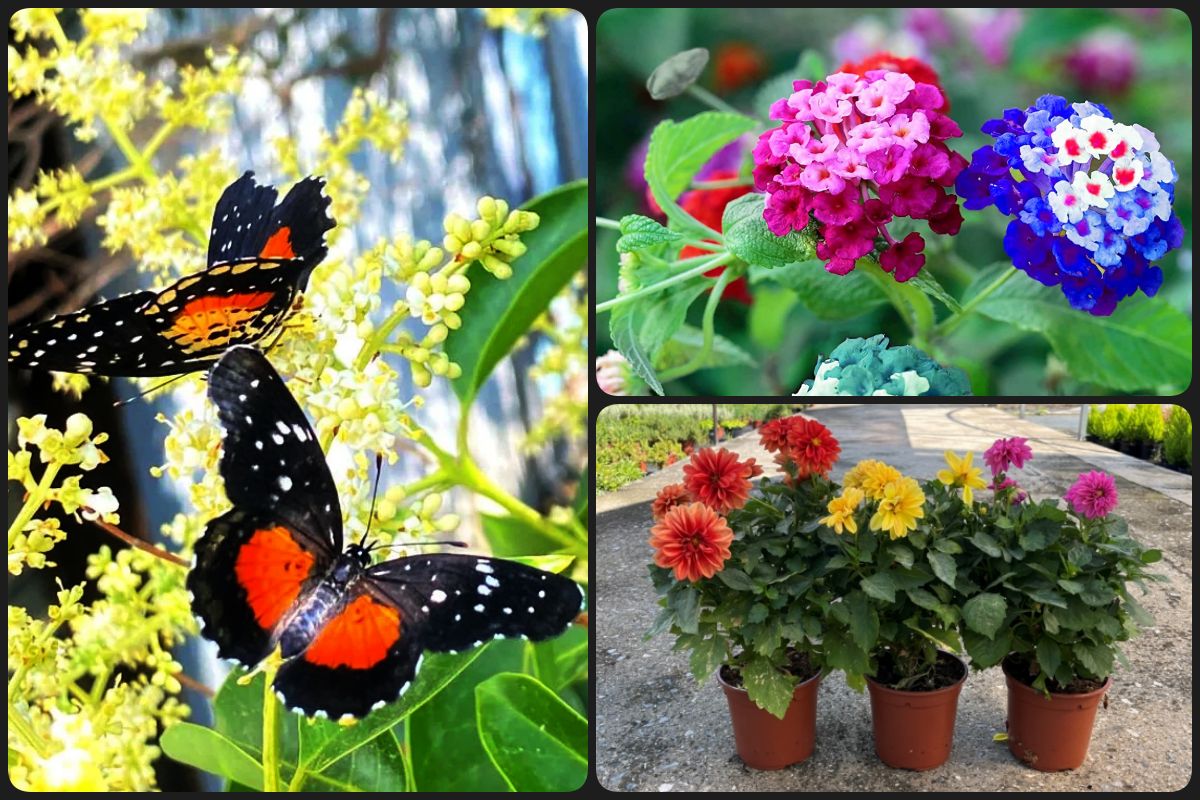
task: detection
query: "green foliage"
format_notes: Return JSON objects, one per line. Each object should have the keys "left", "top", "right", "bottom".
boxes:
{"left": 1127, "top": 404, "right": 1166, "bottom": 446}
{"left": 1163, "top": 406, "right": 1192, "bottom": 467}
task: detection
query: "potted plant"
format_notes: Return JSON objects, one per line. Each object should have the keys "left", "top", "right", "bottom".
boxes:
{"left": 960, "top": 438, "right": 1163, "bottom": 771}
{"left": 646, "top": 417, "right": 841, "bottom": 770}
{"left": 818, "top": 452, "right": 986, "bottom": 770}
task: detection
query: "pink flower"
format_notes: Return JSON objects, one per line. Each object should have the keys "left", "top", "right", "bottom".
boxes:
{"left": 799, "top": 161, "right": 847, "bottom": 194}
{"left": 846, "top": 120, "right": 894, "bottom": 154}
{"left": 879, "top": 232, "right": 926, "bottom": 282}
{"left": 856, "top": 82, "right": 898, "bottom": 118}
{"left": 983, "top": 436, "right": 1034, "bottom": 475}
{"left": 878, "top": 176, "right": 939, "bottom": 218}
{"left": 767, "top": 122, "right": 811, "bottom": 158}
{"left": 908, "top": 142, "right": 951, "bottom": 180}
{"left": 825, "top": 71, "right": 866, "bottom": 100}
{"left": 1064, "top": 470, "right": 1118, "bottom": 519}
{"left": 597, "top": 350, "right": 630, "bottom": 396}
{"left": 762, "top": 188, "right": 811, "bottom": 236}
{"left": 889, "top": 111, "right": 930, "bottom": 147}
{"left": 812, "top": 190, "right": 863, "bottom": 225}
{"left": 790, "top": 133, "right": 841, "bottom": 165}
{"left": 866, "top": 145, "right": 914, "bottom": 185}
{"left": 993, "top": 477, "right": 1028, "bottom": 504}
{"left": 810, "top": 91, "right": 852, "bottom": 124}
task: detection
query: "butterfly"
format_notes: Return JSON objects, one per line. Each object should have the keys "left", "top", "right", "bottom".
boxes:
{"left": 8, "top": 171, "right": 334, "bottom": 377}
{"left": 188, "top": 346, "right": 584, "bottom": 719}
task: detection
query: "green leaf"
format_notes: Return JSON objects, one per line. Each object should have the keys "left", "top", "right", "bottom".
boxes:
{"left": 962, "top": 628, "right": 1012, "bottom": 668}
{"left": 861, "top": 571, "right": 897, "bottom": 603}
{"left": 672, "top": 584, "right": 701, "bottom": 633}
{"left": 656, "top": 324, "right": 756, "bottom": 371}
{"left": 447, "top": 180, "right": 587, "bottom": 406}
{"left": 862, "top": 258, "right": 936, "bottom": 334}
{"left": 1028, "top": 588, "right": 1069, "bottom": 609}
{"left": 1019, "top": 518, "right": 1061, "bottom": 551}
{"left": 1036, "top": 638, "right": 1062, "bottom": 679}
{"left": 475, "top": 673, "right": 587, "bottom": 791}
{"left": 1072, "top": 643, "right": 1114, "bottom": 679}
{"left": 750, "top": 259, "right": 889, "bottom": 320}
{"left": 907, "top": 270, "right": 963, "bottom": 314}
{"left": 609, "top": 277, "right": 710, "bottom": 395}
{"left": 689, "top": 634, "right": 727, "bottom": 682}
{"left": 161, "top": 723, "right": 264, "bottom": 790}
{"left": 962, "top": 593, "right": 1006, "bottom": 639}
{"left": 616, "top": 214, "right": 684, "bottom": 253}
{"left": 846, "top": 591, "right": 879, "bottom": 652}
{"left": 974, "top": 275, "right": 1191, "bottom": 392}
{"left": 971, "top": 530, "right": 1002, "bottom": 557}
{"left": 646, "top": 47, "right": 710, "bottom": 99}
{"left": 1140, "top": 549, "right": 1163, "bottom": 563}
{"left": 888, "top": 543, "right": 915, "bottom": 569}
{"left": 932, "top": 538, "right": 963, "bottom": 554}
{"left": 716, "top": 567, "right": 756, "bottom": 591}
{"left": 927, "top": 551, "right": 957, "bottom": 588}
{"left": 906, "top": 588, "right": 940, "bottom": 610}
{"left": 480, "top": 513, "right": 571, "bottom": 558}
{"left": 721, "top": 193, "right": 816, "bottom": 269}
{"left": 645, "top": 112, "right": 759, "bottom": 234}
{"left": 747, "top": 286, "right": 799, "bottom": 349}
{"left": 740, "top": 658, "right": 795, "bottom": 719}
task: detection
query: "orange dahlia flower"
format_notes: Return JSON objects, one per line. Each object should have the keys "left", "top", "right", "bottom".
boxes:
{"left": 649, "top": 502, "right": 734, "bottom": 582}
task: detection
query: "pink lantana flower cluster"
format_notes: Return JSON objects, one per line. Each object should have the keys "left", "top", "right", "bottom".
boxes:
{"left": 753, "top": 69, "right": 967, "bottom": 281}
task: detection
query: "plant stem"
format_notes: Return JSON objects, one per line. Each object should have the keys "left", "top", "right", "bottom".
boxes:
{"left": 261, "top": 653, "right": 282, "bottom": 793}
{"left": 658, "top": 267, "right": 734, "bottom": 382}
{"left": 934, "top": 268, "right": 1017, "bottom": 339}
{"left": 691, "top": 177, "right": 754, "bottom": 190}
{"left": 686, "top": 85, "right": 744, "bottom": 117}
{"left": 595, "top": 255, "right": 730, "bottom": 314}
{"left": 595, "top": 217, "right": 622, "bottom": 231}
{"left": 8, "top": 463, "right": 62, "bottom": 549}
{"left": 458, "top": 457, "right": 579, "bottom": 550}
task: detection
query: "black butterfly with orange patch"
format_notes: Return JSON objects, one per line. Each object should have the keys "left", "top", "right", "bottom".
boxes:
{"left": 8, "top": 171, "right": 333, "bottom": 376}
{"left": 189, "top": 346, "right": 584, "bottom": 719}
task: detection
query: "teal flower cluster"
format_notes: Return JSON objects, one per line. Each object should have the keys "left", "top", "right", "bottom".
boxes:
{"left": 794, "top": 334, "right": 970, "bottom": 396}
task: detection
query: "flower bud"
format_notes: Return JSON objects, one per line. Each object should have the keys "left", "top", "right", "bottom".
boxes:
{"left": 421, "top": 492, "right": 443, "bottom": 518}
{"left": 443, "top": 234, "right": 463, "bottom": 253}
{"left": 443, "top": 292, "right": 465, "bottom": 312}
{"left": 435, "top": 513, "right": 460, "bottom": 532}
{"left": 424, "top": 323, "right": 449, "bottom": 345}
{"left": 447, "top": 274, "right": 471, "bottom": 294}
{"left": 411, "top": 362, "right": 432, "bottom": 387}
{"left": 482, "top": 255, "right": 513, "bottom": 279}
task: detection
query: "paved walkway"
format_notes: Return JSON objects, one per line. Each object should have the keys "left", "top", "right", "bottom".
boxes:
{"left": 596, "top": 405, "right": 1191, "bottom": 792}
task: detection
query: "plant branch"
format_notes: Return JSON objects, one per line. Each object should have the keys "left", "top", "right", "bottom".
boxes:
{"left": 595, "top": 254, "right": 730, "bottom": 314}
{"left": 658, "top": 266, "right": 734, "bottom": 382}
{"left": 934, "top": 268, "right": 1017, "bottom": 339}
{"left": 686, "top": 85, "right": 744, "bottom": 116}
{"left": 87, "top": 517, "right": 190, "bottom": 568}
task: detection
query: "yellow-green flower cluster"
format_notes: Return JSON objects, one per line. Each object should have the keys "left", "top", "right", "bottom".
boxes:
{"left": 482, "top": 8, "right": 573, "bottom": 35}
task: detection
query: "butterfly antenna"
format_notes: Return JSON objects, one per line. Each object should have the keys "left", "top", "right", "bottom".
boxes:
{"left": 360, "top": 453, "right": 385, "bottom": 546}
{"left": 368, "top": 539, "right": 470, "bottom": 552}
{"left": 113, "top": 373, "right": 189, "bottom": 408}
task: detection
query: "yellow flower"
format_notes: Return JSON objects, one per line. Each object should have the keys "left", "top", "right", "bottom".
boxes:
{"left": 821, "top": 487, "right": 864, "bottom": 534}
{"left": 936, "top": 450, "right": 987, "bottom": 505}
{"left": 870, "top": 477, "right": 925, "bottom": 539}
{"left": 844, "top": 459, "right": 903, "bottom": 501}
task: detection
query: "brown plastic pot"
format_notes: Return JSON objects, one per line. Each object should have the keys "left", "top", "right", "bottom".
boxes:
{"left": 718, "top": 666, "right": 820, "bottom": 770}
{"left": 866, "top": 652, "right": 967, "bottom": 770}
{"left": 1003, "top": 657, "right": 1112, "bottom": 771}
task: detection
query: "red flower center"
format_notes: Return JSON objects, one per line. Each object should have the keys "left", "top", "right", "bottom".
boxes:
{"left": 1065, "top": 139, "right": 1082, "bottom": 156}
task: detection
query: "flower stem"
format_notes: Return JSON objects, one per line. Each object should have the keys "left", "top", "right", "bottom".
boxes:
{"left": 686, "top": 85, "right": 744, "bottom": 117}
{"left": 8, "top": 463, "right": 61, "bottom": 549}
{"left": 934, "top": 268, "right": 1017, "bottom": 339}
{"left": 261, "top": 652, "right": 282, "bottom": 792}
{"left": 595, "top": 255, "right": 730, "bottom": 314}
{"left": 658, "top": 267, "right": 734, "bottom": 382}
{"left": 457, "top": 457, "right": 580, "bottom": 551}
{"left": 595, "top": 216, "right": 622, "bottom": 231}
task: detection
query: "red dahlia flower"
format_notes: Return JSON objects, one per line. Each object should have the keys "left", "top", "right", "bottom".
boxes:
{"left": 651, "top": 483, "right": 695, "bottom": 521}
{"left": 649, "top": 502, "right": 734, "bottom": 582}
{"left": 682, "top": 447, "right": 760, "bottom": 514}
{"left": 783, "top": 417, "right": 841, "bottom": 479}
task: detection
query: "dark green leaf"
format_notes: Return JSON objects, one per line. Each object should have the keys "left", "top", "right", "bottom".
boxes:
{"left": 717, "top": 567, "right": 756, "bottom": 591}
{"left": 1028, "top": 588, "right": 1069, "bottom": 609}
{"left": 962, "top": 628, "right": 1012, "bottom": 668}
{"left": 927, "top": 551, "right": 957, "bottom": 588}
{"left": 932, "top": 538, "right": 963, "bottom": 554}
{"left": 861, "top": 571, "right": 897, "bottom": 603}
{"left": 656, "top": 324, "right": 756, "bottom": 371}
{"left": 846, "top": 591, "right": 879, "bottom": 652}
{"left": 689, "top": 635, "right": 726, "bottom": 682}
{"left": 646, "top": 47, "right": 710, "bottom": 99}
{"left": 616, "top": 214, "right": 684, "bottom": 253}
{"left": 750, "top": 259, "right": 888, "bottom": 320}
{"left": 645, "top": 113, "right": 759, "bottom": 235}
{"left": 889, "top": 543, "right": 915, "bottom": 569}
{"left": 721, "top": 194, "right": 816, "bottom": 269}
{"left": 971, "top": 530, "right": 1002, "bottom": 557}
{"left": 1036, "top": 638, "right": 1062, "bottom": 679}
{"left": 672, "top": 584, "right": 700, "bottom": 633}
{"left": 447, "top": 180, "right": 587, "bottom": 406}
{"left": 1072, "top": 643, "right": 1114, "bottom": 679}
{"left": 962, "top": 593, "right": 1006, "bottom": 639}
{"left": 907, "top": 269, "right": 963, "bottom": 313}
{"left": 475, "top": 673, "right": 587, "bottom": 791}
{"left": 740, "top": 657, "right": 795, "bottom": 719}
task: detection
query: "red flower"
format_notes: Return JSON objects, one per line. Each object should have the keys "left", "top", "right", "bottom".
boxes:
{"left": 839, "top": 52, "right": 950, "bottom": 112}
{"left": 714, "top": 42, "right": 767, "bottom": 94}
{"left": 649, "top": 503, "right": 734, "bottom": 582}
{"left": 651, "top": 483, "right": 695, "bottom": 521}
{"left": 783, "top": 417, "right": 841, "bottom": 479}
{"left": 678, "top": 170, "right": 753, "bottom": 304}
{"left": 682, "top": 447, "right": 758, "bottom": 514}
{"left": 759, "top": 418, "right": 790, "bottom": 453}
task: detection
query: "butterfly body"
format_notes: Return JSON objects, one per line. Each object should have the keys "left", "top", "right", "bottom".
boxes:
{"left": 9, "top": 171, "right": 333, "bottom": 376}
{"left": 189, "top": 347, "right": 583, "bottom": 719}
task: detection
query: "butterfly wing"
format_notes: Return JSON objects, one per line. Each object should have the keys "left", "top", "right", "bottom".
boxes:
{"left": 205, "top": 345, "right": 343, "bottom": 552}
{"left": 270, "top": 555, "right": 582, "bottom": 719}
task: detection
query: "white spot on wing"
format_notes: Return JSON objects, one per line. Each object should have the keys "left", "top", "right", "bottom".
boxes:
{"left": 473, "top": 604, "right": 485, "bottom": 613}
{"left": 477, "top": 585, "right": 491, "bottom": 596}
{"left": 475, "top": 561, "right": 493, "bottom": 574}
{"left": 278, "top": 476, "right": 293, "bottom": 491}
{"left": 430, "top": 589, "right": 447, "bottom": 604}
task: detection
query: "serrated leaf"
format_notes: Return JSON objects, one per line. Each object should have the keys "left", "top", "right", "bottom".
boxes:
{"left": 888, "top": 543, "right": 915, "bottom": 569}
{"left": 962, "top": 628, "right": 1012, "bottom": 668}
{"left": 749, "top": 259, "right": 888, "bottom": 320}
{"left": 616, "top": 214, "right": 684, "bottom": 253}
{"left": 971, "top": 530, "right": 1003, "bottom": 557}
{"left": 907, "top": 270, "right": 963, "bottom": 313}
{"left": 672, "top": 584, "right": 700, "bottom": 634}
{"left": 927, "top": 551, "right": 957, "bottom": 588}
{"left": 740, "top": 658, "right": 795, "bottom": 719}
{"left": 906, "top": 588, "right": 940, "bottom": 609}
{"left": 721, "top": 193, "right": 816, "bottom": 269}
{"left": 609, "top": 277, "right": 710, "bottom": 395}
{"left": 861, "top": 571, "right": 896, "bottom": 603}
{"left": 962, "top": 592, "right": 1006, "bottom": 639}
{"left": 656, "top": 324, "right": 756, "bottom": 371}
{"left": 716, "top": 567, "right": 756, "bottom": 591}
{"left": 1072, "top": 643, "right": 1114, "bottom": 679}
{"left": 1036, "top": 638, "right": 1062, "bottom": 679}
{"left": 646, "top": 47, "right": 710, "bottom": 99}
{"left": 846, "top": 592, "right": 879, "bottom": 652}
{"left": 973, "top": 273, "right": 1191, "bottom": 392}
{"left": 689, "top": 635, "right": 726, "bottom": 682}
{"left": 645, "top": 112, "right": 759, "bottom": 235}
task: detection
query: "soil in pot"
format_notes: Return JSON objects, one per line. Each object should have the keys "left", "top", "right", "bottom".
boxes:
{"left": 1003, "top": 653, "right": 1112, "bottom": 771}
{"left": 719, "top": 651, "right": 821, "bottom": 771}
{"left": 866, "top": 651, "right": 967, "bottom": 771}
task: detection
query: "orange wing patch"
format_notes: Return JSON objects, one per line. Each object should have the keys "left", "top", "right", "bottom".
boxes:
{"left": 304, "top": 595, "right": 402, "bottom": 670}
{"left": 234, "top": 526, "right": 315, "bottom": 629}
{"left": 163, "top": 291, "right": 277, "bottom": 352}
{"left": 260, "top": 227, "right": 296, "bottom": 259}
